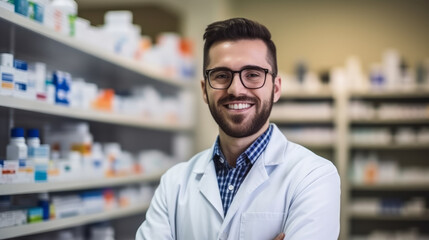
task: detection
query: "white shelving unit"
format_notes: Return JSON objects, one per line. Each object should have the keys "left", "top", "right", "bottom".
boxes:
{"left": 0, "top": 95, "right": 192, "bottom": 131}
{"left": 271, "top": 90, "right": 336, "bottom": 149}
{"left": 350, "top": 119, "right": 429, "bottom": 125}
{"left": 0, "top": 203, "right": 150, "bottom": 239}
{"left": 0, "top": 170, "right": 165, "bottom": 195}
{"left": 0, "top": 8, "right": 189, "bottom": 87}
{"left": 350, "top": 143, "right": 429, "bottom": 150}
{"left": 279, "top": 89, "right": 333, "bottom": 99}
{"left": 347, "top": 90, "right": 429, "bottom": 239}
{"left": 269, "top": 116, "right": 334, "bottom": 124}
{"left": 272, "top": 88, "right": 429, "bottom": 239}
{"left": 350, "top": 90, "right": 429, "bottom": 99}
{"left": 350, "top": 213, "right": 429, "bottom": 221}
{"left": 351, "top": 183, "right": 429, "bottom": 191}
{"left": 0, "top": 8, "right": 193, "bottom": 239}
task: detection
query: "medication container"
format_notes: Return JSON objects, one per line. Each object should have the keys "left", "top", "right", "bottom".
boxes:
{"left": 0, "top": 6, "right": 194, "bottom": 240}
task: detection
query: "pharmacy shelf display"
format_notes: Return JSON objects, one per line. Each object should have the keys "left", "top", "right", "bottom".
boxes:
{"left": 0, "top": 7, "right": 194, "bottom": 240}
{"left": 351, "top": 183, "right": 429, "bottom": 191}
{"left": 0, "top": 95, "right": 192, "bottom": 131}
{"left": 0, "top": 170, "right": 165, "bottom": 196}
{"left": 0, "top": 203, "right": 150, "bottom": 239}
{"left": 351, "top": 143, "right": 429, "bottom": 150}
{"left": 0, "top": 8, "right": 189, "bottom": 87}
{"left": 271, "top": 90, "right": 336, "bottom": 150}
{"left": 350, "top": 213, "right": 429, "bottom": 221}
{"left": 347, "top": 91, "right": 429, "bottom": 239}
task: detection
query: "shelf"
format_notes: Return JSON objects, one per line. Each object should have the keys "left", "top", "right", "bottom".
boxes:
{"left": 350, "top": 143, "right": 429, "bottom": 150}
{"left": 280, "top": 90, "right": 333, "bottom": 99}
{"left": 351, "top": 183, "right": 429, "bottom": 191}
{"left": 0, "top": 170, "right": 165, "bottom": 195}
{"left": 350, "top": 212, "right": 429, "bottom": 221}
{"left": 0, "top": 8, "right": 190, "bottom": 88}
{"left": 350, "top": 118, "right": 429, "bottom": 125}
{"left": 270, "top": 116, "right": 334, "bottom": 124}
{"left": 297, "top": 143, "right": 335, "bottom": 149}
{"left": 0, "top": 96, "right": 191, "bottom": 131}
{"left": 351, "top": 90, "right": 429, "bottom": 99}
{"left": 0, "top": 203, "right": 150, "bottom": 239}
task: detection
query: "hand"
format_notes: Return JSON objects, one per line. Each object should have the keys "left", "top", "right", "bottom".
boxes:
{"left": 273, "top": 232, "right": 285, "bottom": 240}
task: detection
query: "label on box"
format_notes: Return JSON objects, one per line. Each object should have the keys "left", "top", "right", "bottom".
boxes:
{"left": 2, "top": 72, "right": 13, "bottom": 83}
{"left": 1, "top": 69, "right": 14, "bottom": 95}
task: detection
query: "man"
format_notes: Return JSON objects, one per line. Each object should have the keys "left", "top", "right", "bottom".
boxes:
{"left": 136, "top": 18, "right": 340, "bottom": 240}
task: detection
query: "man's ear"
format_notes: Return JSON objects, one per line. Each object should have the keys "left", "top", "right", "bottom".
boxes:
{"left": 201, "top": 79, "right": 208, "bottom": 104}
{"left": 273, "top": 75, "right": 282, "bottom": 103}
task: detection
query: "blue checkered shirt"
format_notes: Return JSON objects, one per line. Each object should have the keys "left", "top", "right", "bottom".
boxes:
{"left": 212, "top": 125, "right": 273, "bottom": 216}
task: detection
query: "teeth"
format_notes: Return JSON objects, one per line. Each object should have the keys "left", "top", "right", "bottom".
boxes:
{"left": 228, "top": 103, "right": 250, "bottom": 110}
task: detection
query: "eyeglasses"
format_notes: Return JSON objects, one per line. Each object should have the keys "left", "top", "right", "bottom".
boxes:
{"left": 205, "top": 66, "right": 273, "bottom": 90}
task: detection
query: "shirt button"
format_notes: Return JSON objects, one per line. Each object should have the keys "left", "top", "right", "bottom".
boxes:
{"left": 220, "top": 158, "right": 224, "bottom": 163}
{"left": 228, "top": 185, "right": 234, "bottom": 191}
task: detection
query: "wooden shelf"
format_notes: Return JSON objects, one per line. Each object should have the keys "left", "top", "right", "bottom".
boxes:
{"left": 0, "top": 96, "right": 192, "bottom": 131}
{"left": 0, "top": 203, "right": 150, "bottom": 239}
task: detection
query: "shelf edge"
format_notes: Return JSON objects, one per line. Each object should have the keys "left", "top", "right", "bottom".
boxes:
{"left": 0, "top": 203, "right": 150, "bottom": 239}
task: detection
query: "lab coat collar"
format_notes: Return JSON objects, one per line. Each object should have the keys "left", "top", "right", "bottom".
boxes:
{"left": 193, "top": 124, "right": 289, "bottom": 227}
{"left": 262, "top": 123, "right": 289, "bottom": 166}
{"left": 192, "top": 124, "right": 287, "bottom": 173}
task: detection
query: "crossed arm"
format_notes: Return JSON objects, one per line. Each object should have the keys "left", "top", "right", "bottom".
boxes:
{"left": 274, "top": 233, "right": 285, "bottom": 240}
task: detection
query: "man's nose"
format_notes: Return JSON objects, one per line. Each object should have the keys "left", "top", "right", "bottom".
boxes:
{"left": 227, "top": 73, "right": 246, "bottom": 95}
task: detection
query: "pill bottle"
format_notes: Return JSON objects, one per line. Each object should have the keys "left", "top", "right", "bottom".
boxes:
{"left": 6, "top": 127, "right": 28, "bottom": 161}
{"left": 51, "top": 0, "right": 77, "bottom": 36}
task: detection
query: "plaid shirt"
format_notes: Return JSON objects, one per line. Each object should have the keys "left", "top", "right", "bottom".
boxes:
{"left": 213, "top": 125, "right": 273, "bottom": 216}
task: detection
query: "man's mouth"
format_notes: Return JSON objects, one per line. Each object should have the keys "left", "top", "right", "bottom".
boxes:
{"left": 227, "top": 103, "right": 252, "bottom": 110}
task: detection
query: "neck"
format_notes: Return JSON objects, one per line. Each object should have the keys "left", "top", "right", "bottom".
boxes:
{"left": 218, "top": 122, "right": 270, "bottom": 167}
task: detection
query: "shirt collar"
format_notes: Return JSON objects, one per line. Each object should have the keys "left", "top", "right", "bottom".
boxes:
{"left": 212, "top": 124, "right": 274, "bottom": 168}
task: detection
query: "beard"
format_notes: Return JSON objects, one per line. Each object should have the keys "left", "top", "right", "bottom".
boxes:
{"left": 206, "top": 87, "right": 274, "bottom": 138}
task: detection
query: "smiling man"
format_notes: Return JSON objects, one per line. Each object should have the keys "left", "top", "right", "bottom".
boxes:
{"left": 136, "top": 18, "right": 341, "bottom": 240}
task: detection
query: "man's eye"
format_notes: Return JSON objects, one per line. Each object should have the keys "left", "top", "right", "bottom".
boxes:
{"left": 248, "top": 73, "right": 260, "bottom": 77}
{"left": 245, "top": 71, "right": 262, "bottom": 78}
{"left": 213, "top": 72, "right": 230, "bottom": 79}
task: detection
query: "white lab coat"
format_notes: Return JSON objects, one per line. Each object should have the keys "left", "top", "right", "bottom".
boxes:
{"left": 136, "top": 124, "right": 340, "bottom": 240}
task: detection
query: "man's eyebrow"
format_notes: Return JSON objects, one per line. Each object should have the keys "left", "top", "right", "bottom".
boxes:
{"left": 239, "top": 65, "right": 265, "bottom": 70}
{"left": 208, "top": 65, "right": 265, "bottom": 71}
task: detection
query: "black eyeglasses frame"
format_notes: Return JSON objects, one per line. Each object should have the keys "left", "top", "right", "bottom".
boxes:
{"left": 204, "top": 66, "right": 273, "bottom": 90}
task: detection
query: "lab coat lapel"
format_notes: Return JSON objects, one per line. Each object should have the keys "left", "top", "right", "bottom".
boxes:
{"left": 221, "top": 153, "right": 269, "bottom": 230}
{"left": 219, "top": 124, "right": 286, "bottom": 232}
{"left": 197, "top": 154, "right": 224, "bottom": 219}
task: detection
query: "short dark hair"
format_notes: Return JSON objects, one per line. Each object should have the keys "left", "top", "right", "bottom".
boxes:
{"left": 203, "top": 18, "right": 278, "bottom": 78}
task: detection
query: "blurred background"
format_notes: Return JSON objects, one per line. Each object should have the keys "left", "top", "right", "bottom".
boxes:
{"left": 0, "top": 0, "right": 428, "bottom": 239}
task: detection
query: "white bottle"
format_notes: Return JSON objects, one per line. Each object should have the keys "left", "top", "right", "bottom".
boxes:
{"left": 7, "top": 128, "right": 28, "bottom": 161}
{"left": 0, "top": 53, "right": 14, "bottom": 96}
{"left": 27, "top": 128, "right": 41, "bottom": 159}
{"left": 27, "top": 128, "right": 41, "bottom": 148}
{"left": 51, "top": 0, "right": 78, "bottom": 36}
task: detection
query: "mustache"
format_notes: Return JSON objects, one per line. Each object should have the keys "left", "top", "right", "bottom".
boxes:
{"left": 218, "top": 95, "right": 257, "bottom": 105}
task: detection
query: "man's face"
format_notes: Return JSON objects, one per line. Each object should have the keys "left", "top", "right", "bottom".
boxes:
{"left": 201, "top": 39, "right": 281, "bottom": 138}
